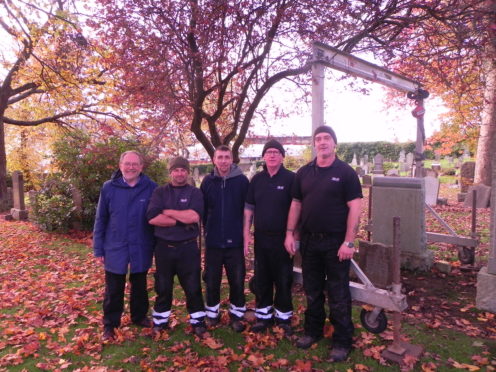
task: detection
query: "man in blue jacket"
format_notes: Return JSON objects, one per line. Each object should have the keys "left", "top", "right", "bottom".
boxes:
{"left": 93, "top": 151, "right": 157, "bottom": 341}
{"left": 200, "top": 145, "right": 249, "bottom": 332}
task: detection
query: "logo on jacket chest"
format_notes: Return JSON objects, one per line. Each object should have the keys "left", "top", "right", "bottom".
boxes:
{"left": 276, "top": 185, "right": 285, "bottom": 190}
{"left": 180, "top": 198, "right": 188, "bottom": 203}
{"left": 331, "top": 177, "right": 340, "bottom": 182}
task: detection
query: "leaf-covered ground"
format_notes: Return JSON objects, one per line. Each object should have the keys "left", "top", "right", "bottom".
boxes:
{"left": 0, "top": 184, "right": 495, "bottom": 371}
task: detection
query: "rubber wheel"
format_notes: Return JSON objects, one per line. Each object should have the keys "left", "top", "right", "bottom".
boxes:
{"left": 249, "top": 275, "right": 256, "bottom": 295}
{"left": 457, "top": 246, "right": 475, "bottom": 265}
{"left": 360, "top": 308, "right": 387, "bottom": 334}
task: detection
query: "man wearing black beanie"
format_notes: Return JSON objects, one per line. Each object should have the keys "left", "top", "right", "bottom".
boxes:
{"left": 244, "top": 139, "right": 295, "bottom": 335}
{"left": 285, "top": 125, "right": 363, "bottom": 362}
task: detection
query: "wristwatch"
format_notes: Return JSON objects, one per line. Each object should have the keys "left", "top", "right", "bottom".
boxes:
{"left": 344, "top": 241, "right": 355, "bottom": 248}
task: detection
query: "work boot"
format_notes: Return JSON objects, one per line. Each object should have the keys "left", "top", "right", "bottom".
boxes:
{"left": 133, "top": 317, "right": 152, "bottom": 328}
{"left": 230, "top": 319, "right": 246, "bottom": 333}
{"left": 296, "top": 334, "right": 321, "bottom": 349}
{"left": 152, "top": 322, "right": 169, "bottom": 333}
{"left": 328, "top": 346, "right": 351, "bottom": 362}
{"left": 274, "top": 321, "right": 293, "bottom": 336}
{"left": 192, "top": 322, "right": 207, "bottom": 337}
{"left": 251, "top": 318, "right": 273, "bottom": 333}
{"left": 205, "top": 316, "right": 220, "bottom": 327}
{"left": 102, "top": 327, "right": 116, "bottom": 341}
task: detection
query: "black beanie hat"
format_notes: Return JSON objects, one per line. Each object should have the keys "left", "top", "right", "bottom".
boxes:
{"left": 262, "top": 139, "right": 285, "bottom": 157}
{"left": 169, "top": 156, "right": 190, "bottom": 172}
{"left": 313, "top": 125, "right": 337, "bottom": 144}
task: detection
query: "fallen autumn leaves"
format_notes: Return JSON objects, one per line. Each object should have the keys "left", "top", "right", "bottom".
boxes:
{"left": 0, "top": 210, "right": 495, "bottom": 371}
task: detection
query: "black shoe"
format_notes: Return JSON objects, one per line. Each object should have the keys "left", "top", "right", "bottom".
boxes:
{"left": 230, "top": 319, "right": 246, "bottom": 333}
{"left": 152, "top": 322, "right": 169, "bottom": 332}
{"left": 328, "top": 346, "right": 351, "bottom": 362}
{"left": 251, "top": 319, "right": 272, "bottom": 333}
{"left": 206, "top": 316, "right": 220, "bottom": 327}
{"left": 133, "top": 317, "right": 152, "bottom": 328}
{"left": 193, "top": 323, "right": 207, "bottom": 337}
{"left": 275, "top": 322, "right": 293, "bottom": 336}
{"left": 102, "top": 327, "right": 115, "bottom": 341}
{"left": 296, "top": 334, "right": 321, "bottom": 349}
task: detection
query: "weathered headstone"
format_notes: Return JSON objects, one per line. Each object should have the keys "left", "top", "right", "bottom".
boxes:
{"left": 423, "top": 168, "right": 438, "bottom": 178}
{"left": 431, "top": 163, "right": 441, "bottom": 173}
{"left": 351, "top": 153, "right": 358, "bottom": 166}
{"left": 8, "top": 171, "right": 28, "bottom": 220}
{"left": 406, "top": 152, "right": 414, "bottom": 174}
{"left": 372, "top": 154, "right": 384, "bottom": 175}
{"left": 358, "top": 240, "right": 393, "bottom": 289}
{"left": 398, "top": 150, "right": 406, "bottom": 164}
{"left": 459, "top": 161, "right": 475, "bottom": 193}
{"left": 386, "top": 168, "right": 399, "bottom": 176}
{"left": 362, "top": 174, "right": 372, "bottom": 186}
{"left": 355, "top": 166, "right": 365, "bottom": 177}
{"left": 464, "top": 184, "right": 491, "bottom": 208}
{"left": 371, "top": 177, "right": 432, "bottom": 270}
{"left": 424, "top": 176, "right": 440, "bottom": 206}
{"left": 476, "top": 162, "right": 496, "bottom": 312}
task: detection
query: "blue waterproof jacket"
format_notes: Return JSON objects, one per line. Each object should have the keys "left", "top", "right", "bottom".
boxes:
{"left": 200, "top": 165, "right": 249, "bottom": 249}
{"left": 93, "top": 171, "right": 157, "bottom": 274}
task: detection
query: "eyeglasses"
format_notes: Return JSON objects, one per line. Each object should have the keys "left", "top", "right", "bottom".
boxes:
{"left": 265, "top": 150, "right": 281, "bottom": 156}
{"left": 122, "top": 162, "right": 141, "bottom": 167}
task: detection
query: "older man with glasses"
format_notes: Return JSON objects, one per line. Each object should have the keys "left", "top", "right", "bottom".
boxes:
{"left": 244, "top": 139, "right": 296, "bottom": 335}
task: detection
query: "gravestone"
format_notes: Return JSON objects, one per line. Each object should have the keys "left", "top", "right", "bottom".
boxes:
{"left": 247, "top": 162, "right": 257, "bottom": 180}
{"left": 424, "top": 176, "right": 440, "bottom": 206}
{"left": 431, "top": 163, "right": 441, "bottom": 173}
{"left": 476, "top": 163, "right": 496, "bottom": 312}
{"left": 351, "top": 153, "right": 358, "bottom": 166}
{"left": 358, "top": 240, "right": 393, "bottom": 289}
{"left": 355, "top": 166, "right": 365, "bottom": 177}
{"left": 406, "top": 152, "right": 414, "bottom": 173}
{"left": 7, "top": 187, "right": 13, "bottom": 209}
{"left": 193, "top": 167, "right": 200, "bottom": 184}
{"left": 362, "top": 174, "right": 372, "bottom": 186}
{"left": 459, "top": 161, "right": 476, "bottom": 193}
{"left": 371, "top": 177, "right": 432, "bottom": 270}
{"left": 8, "top": 171, "right": 28, "bottom": 220}
{"left": 386, "top": 168, "right": 399, "bottom": 176}
{"left": 372, "top": 154, "right": 384, "bottom": 175}
{"left": 464, "top": 184, "right": 491, "bottom": 208}
{"left": 398, "top": 149, "right": 406, "bottom": 164}
{"left": 423, "top": 168, "right": 438, "bottom": 178}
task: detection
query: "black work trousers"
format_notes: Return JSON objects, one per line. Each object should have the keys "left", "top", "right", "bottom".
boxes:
{"left": 204, "top": 246, "right": 246, "bottom": 318}
{"left": 103, "top": 270, "right": 149, "bottom": 329}
{"left": 254, "top": 231, "right": 293, "bottom": 320}
{"left": 301, "top": 233, "right": 354, "bottom": 348}
{"left": 153, "top": 239, "right": 205, "bottom": 316}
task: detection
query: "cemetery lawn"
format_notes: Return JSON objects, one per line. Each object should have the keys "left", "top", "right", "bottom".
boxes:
{"left": 0, "top": 184, "right": 495, "bottom": 371}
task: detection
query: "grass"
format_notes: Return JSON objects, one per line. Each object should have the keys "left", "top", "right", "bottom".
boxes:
{"left": 1, "top": 181, "right": 495, "bottom": 371}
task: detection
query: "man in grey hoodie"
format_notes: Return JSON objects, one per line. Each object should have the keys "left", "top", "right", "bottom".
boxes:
{"left": 200, "top": 145, "right": 249, "bottom": 332}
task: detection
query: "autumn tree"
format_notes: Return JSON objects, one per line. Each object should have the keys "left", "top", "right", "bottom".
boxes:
{"left": 94, "top": 0, "right": 470, "bottom": 163}
{"left": 0, "top": 0, "right": 114, "bottom": 209}
{"left": 378, "top": 0, "right": 495, "bottom": 185}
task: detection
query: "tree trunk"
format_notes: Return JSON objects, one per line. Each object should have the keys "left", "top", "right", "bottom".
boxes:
{"left": 0, "top": 119, "right": 8, "bottom": 211}
{"left": 474, "top": 0, "right": 496, "bottom": 186}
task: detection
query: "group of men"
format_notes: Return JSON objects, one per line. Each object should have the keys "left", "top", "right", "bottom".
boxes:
{"left": 93, "top": 125, "right": 362, "bottom": 362}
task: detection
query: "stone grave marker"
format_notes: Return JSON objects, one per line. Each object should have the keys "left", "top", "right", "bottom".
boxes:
{"left": 386, "top": 168, "right": 399, "bottom": 176}
{"left": 373, "top": 153, "right": 384, "bottom": 175}
{"left": 8, "top": 171, "right": 28, "bottom": 220}
{"left": 424, "top": 175, "right": 440, "bottom": 206}
{"left": 398, "top": 149, "right": 406, "bottom": 163}
{"left": 371, "top": 176, "right": 432, "bottom": 270}
{"left": 362, "top": 174, "right": 372, "bottom": 186}
{"left": 464, "top": 184, "right": 491, "bottom": 208}
{"left": 358, "top": 240, "right": 393, "bottom": 289}
{"left": 355, "top": 166, "right": 365, "bottom": 177}
{"left": 431, "top": 163, "right": 441, "bottom": 173}
{"left": 351, "top": 153, "right": 358, "bottom": 166}
{"left": 459, "top": 161, "right": 475, "bottom": 193}
{"left": 406, "top": 152, "right": 414, "bottom": 173}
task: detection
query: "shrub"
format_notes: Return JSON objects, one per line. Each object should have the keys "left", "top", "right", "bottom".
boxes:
{"left": 31, "top": 175, "right": 75, "bottom": 232}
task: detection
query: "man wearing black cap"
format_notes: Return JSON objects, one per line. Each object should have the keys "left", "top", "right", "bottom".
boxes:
{"left": 243, "top": 139, "right": 295, "bottom": 335}
{"left": 146, "top": 156, "right": 207, "bottom": 337}
{"left": 285, "top": 126, "right": 362, "bottom": 362}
